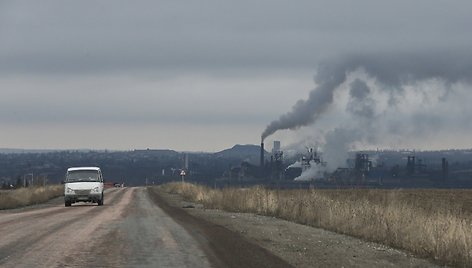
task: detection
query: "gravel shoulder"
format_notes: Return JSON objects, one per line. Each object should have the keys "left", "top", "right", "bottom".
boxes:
{"left": 154, "top": 188, "right": 442, "bottom": 268}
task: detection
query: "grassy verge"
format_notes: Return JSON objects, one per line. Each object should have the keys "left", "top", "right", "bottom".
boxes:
{"left": 159, "top": 182, "right": 472, "bottom": 267}
{"left": 0, "top": 185, "right": 64, "bottom": 210}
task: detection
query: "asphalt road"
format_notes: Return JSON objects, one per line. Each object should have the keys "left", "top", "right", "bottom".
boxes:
{"left": 0, "top": 187, "right": 290, "bottom": 268}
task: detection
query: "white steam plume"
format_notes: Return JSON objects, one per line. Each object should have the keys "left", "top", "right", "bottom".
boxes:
{"left": 261, "top": 51, "right": 472, "bottom": 141}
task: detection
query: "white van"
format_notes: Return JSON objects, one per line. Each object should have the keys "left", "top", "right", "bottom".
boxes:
{"left": 64, "top": 167, "right": 104, "bottom": 207}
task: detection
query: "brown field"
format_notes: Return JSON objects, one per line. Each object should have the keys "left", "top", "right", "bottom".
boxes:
{"left": 162, "top": 182, "right": 472, "bottom": 267}
{"left": 0, "top": 185, "right": 64, "bottom": 210}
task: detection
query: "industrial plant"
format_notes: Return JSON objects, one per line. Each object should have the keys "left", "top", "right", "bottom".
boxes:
{"left": 219, "top": 139, "right": 472, "bottom": 189}
{"left": 0, "top": 143, "right": 471, "bottom": 189}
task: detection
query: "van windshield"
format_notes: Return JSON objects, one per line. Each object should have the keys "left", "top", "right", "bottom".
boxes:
{"left": 66, "top": 170, "right": 100, "bottom": 182}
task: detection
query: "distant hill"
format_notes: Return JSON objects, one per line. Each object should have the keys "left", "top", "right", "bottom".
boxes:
{"left": 132, "top": 149, "right": 179, "bottom": 156}
{"left": 0, "top": 148, "right": 62, "bottom": 154}
{"left": 215, "top": 144, "right": 267, "bottom": 164}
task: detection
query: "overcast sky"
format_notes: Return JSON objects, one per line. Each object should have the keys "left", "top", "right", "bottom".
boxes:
{"left": 1, "top": 0, "right": 471, "bottom": 152}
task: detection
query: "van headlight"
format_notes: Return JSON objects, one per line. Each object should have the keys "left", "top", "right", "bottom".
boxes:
{"left": 66, "top": 187, "right": 75, "bottom": 194}
{"left": 91, "top": 187, "right": 100, "bottom": 193}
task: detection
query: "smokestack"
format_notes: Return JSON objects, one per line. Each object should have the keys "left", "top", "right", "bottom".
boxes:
{"left": 442, "top": 157, "right": 449, "bottom": 182}
{"left": 260, "top": 140, "right": 265, "bottom": 167}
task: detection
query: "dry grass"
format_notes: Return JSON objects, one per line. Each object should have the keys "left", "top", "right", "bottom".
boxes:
{"left": 158, "top": 183, "right": 472, "bottom": 267}
{"left": 0, "top": 185, "right": 64, "bottom": 210}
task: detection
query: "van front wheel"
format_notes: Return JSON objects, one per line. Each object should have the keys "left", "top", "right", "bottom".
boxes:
{"left": 97, "top": 194, "right": 104, "bottom": 206}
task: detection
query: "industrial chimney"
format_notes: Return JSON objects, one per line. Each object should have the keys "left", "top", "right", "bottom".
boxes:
{"left": 260, "top": 140, "right": 265, "bottom": 167}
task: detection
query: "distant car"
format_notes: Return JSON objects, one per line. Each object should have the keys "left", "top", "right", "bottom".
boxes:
{"left": 64, "top": 167, "right": 104, "bottom": 207}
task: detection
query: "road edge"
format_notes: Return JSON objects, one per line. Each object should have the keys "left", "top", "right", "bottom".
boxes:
{"left": 147, "top": 187, "right": 294, "bottom": 268}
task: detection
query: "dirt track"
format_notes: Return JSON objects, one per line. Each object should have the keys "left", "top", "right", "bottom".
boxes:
{"left": 0, "top": 187, "right": 441, "bottom": 267}
{"left": 0, "top": 187, "right": 290, "bottom": 268}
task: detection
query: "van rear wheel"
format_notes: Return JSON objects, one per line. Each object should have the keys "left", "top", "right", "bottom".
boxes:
{"left": 65, "top": 201, "right": 71, "bottom": 207}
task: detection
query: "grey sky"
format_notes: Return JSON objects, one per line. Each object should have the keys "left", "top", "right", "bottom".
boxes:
{"left": 1, "top": 0, "right": 471, "bottom": 151}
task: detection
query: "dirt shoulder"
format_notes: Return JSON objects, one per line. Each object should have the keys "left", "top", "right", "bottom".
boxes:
{"left": 152, "top": 188, "right": 441, "bottom": 268}
{"left": 148, "top": 188, "right": 294, "bottom": 268}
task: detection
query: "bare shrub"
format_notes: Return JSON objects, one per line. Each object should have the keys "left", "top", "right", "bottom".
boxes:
{"left": 0, "top": 185, "right": 64, "bottom": 210}
{"left": 159, "top": 183, "right": 472, "bottom": 267}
